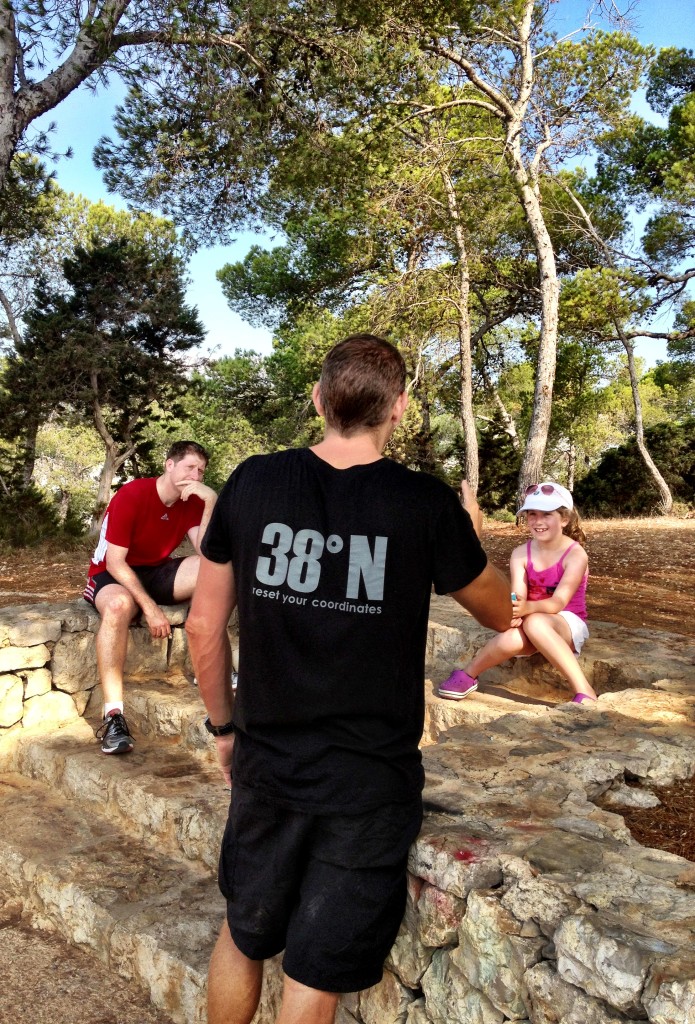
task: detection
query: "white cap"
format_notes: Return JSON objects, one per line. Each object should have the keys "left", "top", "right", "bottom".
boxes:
{"left": 518, "top": 481, "right": 573, "bottom": 513}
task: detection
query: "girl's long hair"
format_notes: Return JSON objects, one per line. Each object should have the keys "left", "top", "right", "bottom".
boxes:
{"left": 559, "top": 506, "right": 586, "bottom": 547}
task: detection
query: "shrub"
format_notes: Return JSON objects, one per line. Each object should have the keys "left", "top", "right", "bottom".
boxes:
{"left": 575, "top": 418, "right": 695, "bottom": 516}
{"left": 0, "top": 485, "right": 61, "bottom": 546}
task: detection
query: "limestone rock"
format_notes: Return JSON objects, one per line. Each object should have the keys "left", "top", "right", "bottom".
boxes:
{"left": 0, "top": 606, "right": 61, "bottom": 646}
{"left": 642, "top": 953, "right": 695, "bottom": 1024}
{"left": 358, "top": 967, "right": 413, "bottom": 1024}
{"left": 124, "top": 629, "right": 168, "bottom": 677}
{"left": 386, "top": 883, "right": 435, "bottom": 987}
{"left": 555, "top": 912, "right": 677, "bottom": 1015}
{"left": 499, "top": 864, "right": 581, "bottom": 937}
{"left": 417, "top": 881, "right": 465, "bottom": 947}
{"left": 405, "top": 998, "right": 430, "bottom": 1024}
{"left": 71, "top": 689, "right": 92, "bottom": 716}
{"left": 168, "top": 628, "right": 192, "bottom": 673}
{"left": 58, "top": 602, "right": 99, "bottom": 633}
{"left": 602, "top": 783, "right": 661, "bottom": 809}
{"left": 0, "top": 644, "right": 50, "bottom": 673}
{"left": 453, "top": 890, "right": 545, "bottom": 1019}
{"left": 524, "top": 961, "right": 644, "bottom": 1024}
{"left": 408, "top": 827, "right": 502, "bottom": 898}
{"left": 23, "top": 668, "right": 52, "bottom": 699}
{"left": 160, "top": 604, "right": 189, "bottom": 626}
{"left": 335, "top": 1006, "right": 360, "bottom": 1024}
{"left": 51, "top": 632, "right": 97, "bottom": 693}
{"left": 0, "top": 674, "right": 23, "bottom": 727}
{"left": 22, "top": 691, "right": 80, "bottom": 729}
{"left": 421, "top": 948, "right": 505, "bottom": 1024}
{"left": 571, "top": 866, "right": 695, "bottom": 941}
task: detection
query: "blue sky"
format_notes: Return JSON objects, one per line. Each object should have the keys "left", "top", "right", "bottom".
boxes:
{"left": 33, "top": 0, "right": 694, "bottom": 366}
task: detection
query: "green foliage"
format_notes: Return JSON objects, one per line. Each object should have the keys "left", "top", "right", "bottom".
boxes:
{"left": 33, "top": 420, "right": 104, "bottom": 532}
{"left": 575, "top": 418, "right": 695, "bottom": 516}
{"left": 0, "top": 484, "right": 60, "bottom": 546}
{"left": 474, "top": 413, "right": 523, "bottom": 513}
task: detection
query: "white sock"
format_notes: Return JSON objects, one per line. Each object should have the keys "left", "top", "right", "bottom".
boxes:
{"left": 104, "top": 702, "right": 124, "bottom": 717}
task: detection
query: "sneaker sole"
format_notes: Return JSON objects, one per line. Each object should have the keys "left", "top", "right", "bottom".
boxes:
{"left": 101, "top": 741, "right": 134, "bottom": 754}
{"left": 437, "top": 683, "right": 478, "bottom": 700}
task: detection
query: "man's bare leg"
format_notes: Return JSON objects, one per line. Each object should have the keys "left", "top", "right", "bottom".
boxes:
{"left": 207, "top": 920, "right": 263, "bottom": 1024}
{"left": 172, "top": 554, "right": 200, "bottom": 602}
{"left": 94, "top": 584, "right": 138, "bottom": 705}
{"left": 277, "top": 977, "right": 340, "bottom": 1024}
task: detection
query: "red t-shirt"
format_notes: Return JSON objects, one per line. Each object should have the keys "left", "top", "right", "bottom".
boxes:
{"left": 89, "top": 477, "right": 204, "bottom": 578}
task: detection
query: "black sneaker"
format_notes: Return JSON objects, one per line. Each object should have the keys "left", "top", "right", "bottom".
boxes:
{"left": 96, "top": 710, "right": 134, "bottom": 754}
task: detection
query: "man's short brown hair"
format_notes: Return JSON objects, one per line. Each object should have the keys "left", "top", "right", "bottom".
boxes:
{"left": 318, "top": 334, "right": 406, "bottom": 435}
{"left": 165, "top": 440, "right": 210, "bottom": 465}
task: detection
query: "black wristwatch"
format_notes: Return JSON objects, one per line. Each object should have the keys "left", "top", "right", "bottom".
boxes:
{"left": 204, "top": 717, "right": 235, "bottom": 736}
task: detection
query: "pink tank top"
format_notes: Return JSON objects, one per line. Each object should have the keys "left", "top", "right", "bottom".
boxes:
{"left": 525, "top": 541, "right": 588, "bottom": 621}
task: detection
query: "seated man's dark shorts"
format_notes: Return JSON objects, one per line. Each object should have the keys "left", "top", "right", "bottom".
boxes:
{"left": 219, "top": 781, "right": 423, "bottom": 993}
{"left": 83, "top": 558, "right": 186, "bottom": 608}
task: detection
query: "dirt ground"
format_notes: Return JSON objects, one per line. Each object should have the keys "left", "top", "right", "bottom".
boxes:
{"left": 1, "top": 517, "right": 694, "bottom": 860}
{"left": 1, "top": 517, "right": 694, "bottom": 634}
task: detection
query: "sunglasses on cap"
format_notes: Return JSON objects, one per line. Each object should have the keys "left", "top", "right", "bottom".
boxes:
{"left": 525, "top": 483, "right": 562, "bottom": 497}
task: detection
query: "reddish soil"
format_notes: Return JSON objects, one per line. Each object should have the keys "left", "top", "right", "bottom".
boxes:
{"left": 1, "top": 517, "right": 694, "bottom": 859}
{"left": 1, "top": 518, "right": 693, "bottom": 634}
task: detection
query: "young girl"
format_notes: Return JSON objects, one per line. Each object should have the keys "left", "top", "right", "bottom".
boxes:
{"left": 439, "top": 481, "right": 598, "bottom": 705}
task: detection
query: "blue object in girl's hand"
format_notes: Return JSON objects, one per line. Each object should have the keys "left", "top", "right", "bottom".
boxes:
{"left": 511, "top": 593, "right": 517, "bottom": 601}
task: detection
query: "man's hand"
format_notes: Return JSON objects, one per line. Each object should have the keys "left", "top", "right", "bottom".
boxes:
{"left": 177, "top": 480, "right": 217, "bottom": 504}
{"left": 460, "top": 480, "right": 483, "bottom": 538}
{"left": 144, "top": 604, "right": 172, "bottom": 638}
{"left": 214, "top": 733, "right": 235, "bottom": 789}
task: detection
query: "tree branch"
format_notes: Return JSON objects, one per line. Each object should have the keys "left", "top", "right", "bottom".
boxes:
{"left": 0, "top": 284, "right": 22, "bottom": 348}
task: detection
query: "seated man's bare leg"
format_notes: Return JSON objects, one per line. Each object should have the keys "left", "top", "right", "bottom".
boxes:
{"left": 207, "top": 920, "right": 263, "bottom": 1024}
{"left": 94, "top": 584, "right": 138, "bottom": 704}
{"left": 172, "top": 555, "right": 201, "bottom": 602}
{"left": 276, "top": 976, "right": 340, "bottom": 1024}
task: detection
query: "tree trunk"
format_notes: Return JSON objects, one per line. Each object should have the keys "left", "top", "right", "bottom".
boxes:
{"left": 512, "top": 172, "right": 559, "bottom": 505}
{"left": 89, "top": 386, "right": 137, "bottom": 533}
{"left": 567, "top": 440, "right": 576, "bottom": 492}
{"left": 480, "top": 365, "right": 521, "bottom": 451}
{"left": 19, "top": 416, "right": 39, "bottom": 488}
{"left": 441, "top": 168, "right": 479, "bottom": 493}
{"left": 621, "top": 332, "right": 673, "bottom": 514}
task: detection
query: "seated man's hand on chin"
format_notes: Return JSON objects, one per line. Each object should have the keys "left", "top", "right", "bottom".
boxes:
{"left": 177, "top": 480, "right": 217, "bottom": 504}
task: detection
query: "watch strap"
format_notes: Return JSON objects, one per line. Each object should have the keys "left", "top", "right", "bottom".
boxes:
{"left": 204, "top": 716, "right": 235, "bottom": 736}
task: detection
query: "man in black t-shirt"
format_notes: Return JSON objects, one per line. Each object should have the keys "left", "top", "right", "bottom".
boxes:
{"left": 186, "top": 334, "right": 510, "bottom": 1024}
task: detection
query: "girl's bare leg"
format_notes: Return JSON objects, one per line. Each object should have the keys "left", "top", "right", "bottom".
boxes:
{"left": 464, "top": 626, "right": 535, "bottom": 678}
{"left": 520, "top": 613, "right": 597, "bottom": 699}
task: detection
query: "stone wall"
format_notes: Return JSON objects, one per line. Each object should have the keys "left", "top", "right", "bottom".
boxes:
{"left": 0, "top": 601, "right": 197, "bottom": 732}
{"left": 2, "top": 600, "right": 694, "bottom": 1023}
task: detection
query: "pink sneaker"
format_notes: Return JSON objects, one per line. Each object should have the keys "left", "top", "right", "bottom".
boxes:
{"left": 438, "top": 670, "right": 478, "bottom": 700}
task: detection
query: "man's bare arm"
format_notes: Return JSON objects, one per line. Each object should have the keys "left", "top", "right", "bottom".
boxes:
{"left": 105, "top": 544, "right": 171, "bottom": 638}
{"left": 452, "top": 480, "right": 512, "bottom": 631}
{"left": 186, "top": 557, "right": 237, "bottom": 786}
{"left": 180, "top": 481, "right": 218, "bottom": 554}
{"left": 449, "top": 563, "right": 512, "bottom": 632}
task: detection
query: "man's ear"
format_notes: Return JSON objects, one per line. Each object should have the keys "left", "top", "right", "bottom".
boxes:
{"left": 312, "top": 382, "right": 324, "bottom": 417}
{"left": 391, "top": 390, "right": 408, "bottom": 425}
{"left": 164, "top": 458, "right": 175, "bottom": 474}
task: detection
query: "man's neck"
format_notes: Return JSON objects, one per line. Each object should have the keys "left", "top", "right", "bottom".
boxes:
{"left": 310, "top": 429, "right": 385, "bottom": 469}
{"left": 156, "top": 474, "right": 181, "bottom": 507}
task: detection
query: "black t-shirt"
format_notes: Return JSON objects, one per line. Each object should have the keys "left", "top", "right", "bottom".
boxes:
{"left": 202, "top": 448, "right": 487, "bottom": 812}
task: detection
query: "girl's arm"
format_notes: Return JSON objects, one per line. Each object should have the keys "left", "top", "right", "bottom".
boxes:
{"left": 509, "top": 545, "right": 527, "bottom": 627}
{"left": 514, "top": 546, "right": 588, "bottom": 617}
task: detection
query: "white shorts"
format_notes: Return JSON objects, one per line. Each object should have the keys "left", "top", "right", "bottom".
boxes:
{"left": 559, "top": 610, "right": 589, "bottom": 654}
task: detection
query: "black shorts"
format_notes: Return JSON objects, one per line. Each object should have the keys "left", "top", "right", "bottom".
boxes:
{"left": 219, "top": 783, "right": 423, "bottom": 993}
{"left": 83, "top": 558, "right": 186, "bottom": 608}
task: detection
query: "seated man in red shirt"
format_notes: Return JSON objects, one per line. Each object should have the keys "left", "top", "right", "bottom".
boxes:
{"left": 84, "top": 441, "right": 217, "bottom": 753}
